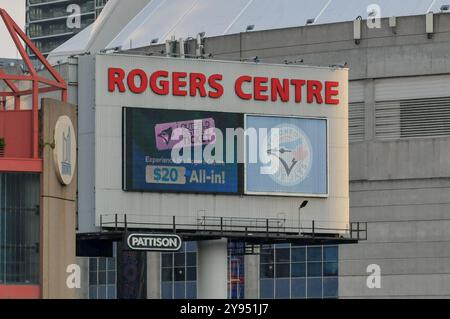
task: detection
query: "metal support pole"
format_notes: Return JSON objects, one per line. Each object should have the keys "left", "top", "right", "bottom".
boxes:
{"left": 173, "top": 216, "right": 176, "bottom": 233}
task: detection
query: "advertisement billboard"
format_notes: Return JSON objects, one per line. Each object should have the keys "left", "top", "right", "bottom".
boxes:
{"left": 245, "top": 115, "right": 328, "bottom": 196}
{"left": 123, "top": 107, "right": 243, "bottom": 194}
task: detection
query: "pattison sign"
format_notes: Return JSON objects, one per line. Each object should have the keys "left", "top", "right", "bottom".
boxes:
{"left": 126, "top": 233, "right": 182, "bottom": 251}
{"left": 107, "top": 67, "right": 341, "bottom": 105}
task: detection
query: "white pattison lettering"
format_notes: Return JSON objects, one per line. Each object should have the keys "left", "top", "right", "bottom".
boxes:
{"left": 130, "top": 235, "right": 180, "bottom": 248}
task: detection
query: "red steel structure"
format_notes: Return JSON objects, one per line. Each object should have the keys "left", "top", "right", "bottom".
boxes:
{"left": 0, "top": 8, "right": 67, "bottom": 173}
{"left": 0, "top": 8, "right": 68, "bottom": 299}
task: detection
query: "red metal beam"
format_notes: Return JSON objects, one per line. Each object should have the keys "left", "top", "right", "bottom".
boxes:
{"left": 0, "top": 9, "right": 67, "bottom": 96}
{"left": 0, "top": 74, "right": 32, "bottom": 81}
{"left": 0, "top": 158, "right": 43, "bottom": 173}
{"left": 0, "top": 8, "right": 69, "bottom": 163}
{"left": 0, "top": 285, "right": 41, "bottom": 299}
{"left": 0, "top": 69, "right": 20, "bottom": 93}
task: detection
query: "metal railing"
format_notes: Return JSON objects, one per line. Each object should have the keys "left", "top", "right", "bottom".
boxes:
{"left": 99, "top": 214, "right": 368, "bottom": 241}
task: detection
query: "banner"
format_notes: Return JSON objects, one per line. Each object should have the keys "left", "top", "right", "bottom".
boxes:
{"left": 245, "top": 115, "right": 328, "bottom": 196}
{"left": 124, "top": 108, "right": 242, "bottom": 194}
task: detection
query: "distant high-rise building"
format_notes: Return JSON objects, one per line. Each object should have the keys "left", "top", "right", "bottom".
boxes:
{"left": 26, "top": 0, "right": 109, "bottom": 55}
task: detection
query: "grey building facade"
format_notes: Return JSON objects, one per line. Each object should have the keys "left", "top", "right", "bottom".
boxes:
{"left": 48, "top": 12, "right": 450, "bottom": 299}
{"left": 124, "top": 12, "right": 450, "bottom": 298}
{"left": 26, "top": 0, "right": 109, "bottom": 54}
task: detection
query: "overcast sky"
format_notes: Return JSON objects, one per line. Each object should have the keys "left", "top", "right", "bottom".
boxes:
{"left": 0, "top": 0, "right": 25, "bottom": 59}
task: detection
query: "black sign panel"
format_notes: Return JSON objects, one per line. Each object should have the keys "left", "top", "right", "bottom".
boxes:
{"left": 126, "top": 233, "right": 182, "bottom": 252}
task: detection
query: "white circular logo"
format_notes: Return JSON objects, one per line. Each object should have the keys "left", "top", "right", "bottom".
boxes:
{"left": 267, "top": 124, "right": 312, "bottom": 186}
{"left": 53, "top": 116, "right": 76, "bottom": 185}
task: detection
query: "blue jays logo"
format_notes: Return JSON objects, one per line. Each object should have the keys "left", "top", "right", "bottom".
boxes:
{"left": 267, "top": 124, "right": 312, "bottom": 186}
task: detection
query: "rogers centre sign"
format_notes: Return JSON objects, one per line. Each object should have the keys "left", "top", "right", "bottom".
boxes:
{"left": 108, "top": 67, "right": 341, "bottom": 105}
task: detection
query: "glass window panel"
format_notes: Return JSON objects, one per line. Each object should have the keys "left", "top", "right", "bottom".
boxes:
{"left": 161, "top": 254, "right": 173, "bottom": 268}
{"left": 291, "top": 278, "right": 306, "bottom": 299}
{"left": 324, "top": 262, "right": 338, "bottom": 277}
{"left": 307, "top": 278, "right": 323, "bottom": 299}
{"left": 98, "top": 271, "right": 107, "bottom": 284}
{"left": 186, "top": 267, "right": 196, "bottom": 281}
{"left": 275, "top": 279, "right": 290, "bottom": 299}
{"left": 275, "top": 248, "right": 290, "bottom": 262}
{"left": 307, "top": 262, "right": 322, "bottom": 277}
{"left": 162, "top": 268, "right": 173, "bottom": 282}
{"left": 186, "top": 282, "right": 197, "bottom": 299}
{"left": 89, "top": 271, "right": 97, "bottom": 285}
{"left": 260, "top": 264, "right": 274, "bottom": 278}
{"left": 107, "top": 258, "right": 116, "bottom": 271}
{"left": 307, "top": 247, "right": 322, "bottom": 262}
{"left": 186, "top": 253, "right": 196, "bottom": 266}
{"left": 324, "top": 246, "right": 338, "bottom": 262}
{"left": 291, "top": 263, "right": 306, "bottom": 278}
{"left": 185, "top": 242, "right": 197, "bottom": 252}
{"left": 291, "top": 248, "right": 306, "bottom": 262}
{"left": 174, "top": 282, "right": 186, "bottom": 299}
{"left": 174, "top": 267, "right": 185, "bottom": 281}
{"left": 323, "top": 278, "right": 338, "bottom": 298}
{"left": 275, "top": 263, "right": 290, "bottom": 278}
{"left": 107, "top": 285, "right": 116, "bottom": 299}
{"left": 174, "top": 253, "right": 185, "bottom": 267}
{"left": 107, "top": 270, "right": 116, "bottom": 285}
{"left": 97, "top": 285, "right": 107, "bottom": 299}
{"left": 89, "top": 286, "right": 98, "bottom": 299}
{"left": 98, "top": 258, "right": 106, "bottom": 271}
{"left": 161, "top": 282, "right": 173, "bottom": 299}
{"left": 89, "top": 258, "right": 97, "bottom": 270}
{"left": 260, "top": 279, "right": 274, "bottom": 299}
{"left": 260, "top": 248, "right": 274, "bottom": 264}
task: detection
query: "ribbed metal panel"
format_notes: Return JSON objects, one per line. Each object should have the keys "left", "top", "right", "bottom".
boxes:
{"left": 349, "top": 81, "right": 364, "bottom": 104}
{"left": 375, "top": 75, "right": 450, "bottom": 101}
{"left": 376, "top": 97, "right": 450, "bottom": 139}
{"left": 349, "top": 102, "right": 364, "bottom": 142}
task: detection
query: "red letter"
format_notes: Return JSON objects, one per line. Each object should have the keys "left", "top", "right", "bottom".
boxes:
{"left": 325, "top": 81, "right": 340, "bottom": 105}
{"left": 307, "top": 80, "right": 323, "bottom": 104}
{"left": 190, "top": 73, "right": 207, "bottom": 97}
{"left": 208, "top": 74, "right": 224, "bottom": 99}
{"left": 173, "top": 72, "right": 188, "bottom": 96}
{"left": 235, "top": 76, "right": 252, "bottom": 100}
{"left": 108, "top": 68, "right": 125, "bottom": 92}
{"left": 271, "top": 78, "right": 290, "bottom": 102}
{"left": 290, "top": 79, "right": 305, "bottom": 103}
{"left": 150, "top": 70, "right": 169, "bottom": 95}
{"left": 127, "top": 69, "right": 148, "bottom": 94}
{"left": 254, "top": 77, "right": 269, "bottom": 101}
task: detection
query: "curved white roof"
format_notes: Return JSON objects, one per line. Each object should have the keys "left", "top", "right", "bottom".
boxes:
{"left": 107, "top": 0, "right": 449, "bottom": 51}
{"left": 49, "top": 0, "right": 450, "bottom": 63}
{"left": 47, "top": 0, "right": 152, "bottom": 65}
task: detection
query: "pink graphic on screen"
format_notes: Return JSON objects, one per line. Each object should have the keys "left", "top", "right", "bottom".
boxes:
{"left": 155, "top": 118, "right": 216, "bottom": 151}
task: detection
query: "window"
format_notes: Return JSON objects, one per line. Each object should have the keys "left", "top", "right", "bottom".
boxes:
{"left": 0, "top": 173, "right": 40, "bottom": 285}
{"left": 88, "top": 245, "right": 117, "bottom": 299}
{"left": 161, "top": 242, "right": 197, "bottom": 299}
{"left": 228, "top": 242, "right": 245, "bottom": 299}
{"left": 259, "top": 245, "right": 339, "bottom": 299}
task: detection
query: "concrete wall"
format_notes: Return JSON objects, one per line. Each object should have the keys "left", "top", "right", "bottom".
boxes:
{"left": 127, "top": 13, "right": 450, "bottom": 298}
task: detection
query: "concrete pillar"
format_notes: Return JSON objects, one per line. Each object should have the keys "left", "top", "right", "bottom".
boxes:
{"left": 197, "top": 239, "right": 228, "bottom": 299}
{"left": 244, "top": 254, "right": 260, "bottom": 299}
{"left": 75, "top": 257, "right": 89, "bottom": 299}
{"left": 147, "top": 252, "right": 161, "bottom": 299}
